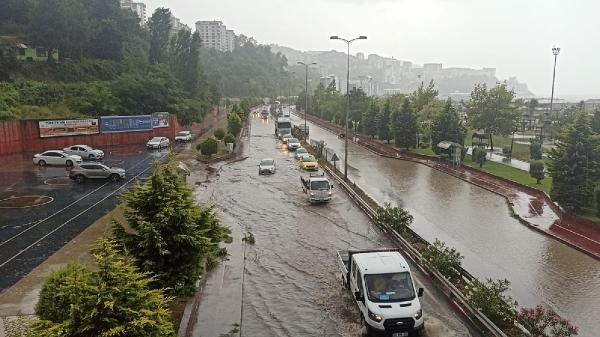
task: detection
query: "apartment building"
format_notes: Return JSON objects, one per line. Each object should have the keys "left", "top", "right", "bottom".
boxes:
{"left": 195, "top": 21, "right": 236, "bottom": 52}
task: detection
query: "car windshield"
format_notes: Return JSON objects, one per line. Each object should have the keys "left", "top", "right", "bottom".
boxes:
{"left": 80, "top": 145, "right": 92, "bottom": 150}
{"left": 277, "top": 121, "right": 292, "bottom": 129}
{"left": 288, "top": 138, "right": 298, "bottom": 143}
{"left": 150, "top": 137, "right": 161, "bottom": 142}
{"left": 310, "top": 180, "right": 330, "bottom": 190}
{"left": 365, "top": 272, "right": 415, "bottom": 303}
{"left": 303, "top": 156, "right": 316, "bottom": 162}
{"left": 297, "top": 148, "right": 307, "bottom": 153}
{"left": 283, "top": 134, "right": 292, "bottom": 138}
{"left": 177, "top": 132, "right": 189, "bottom": 136}
{"left": 260, "top": 159, "right": 274, "bottom": 166}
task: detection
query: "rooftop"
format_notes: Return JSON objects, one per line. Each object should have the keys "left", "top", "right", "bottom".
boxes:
{"left": 354, "top": 251, "right": 410, "bottom": 275}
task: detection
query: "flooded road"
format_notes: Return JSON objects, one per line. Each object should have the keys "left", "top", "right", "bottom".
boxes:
{"left": 292, "top": 115, "right": 600, "bottom": 337}
{"left": 200, "top": 114, "right": 480, "bottom": 337}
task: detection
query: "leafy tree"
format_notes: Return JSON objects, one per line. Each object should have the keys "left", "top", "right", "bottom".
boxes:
{"left": 214, "top": 128, "right": 226, "bottom": 140}
{"left": 32, "top": 238, "right": 175, "bottom": 337}
{"left": 361, "top": 98, "right": 378, "bottom": 139}
{"left": 377, "top": 100, "right": 392, "bottom": 143}
{"left": 466, "top": 83, "right": 520, "bottom": 150}
{"left": 529, "top": 160, "right": 545, "bottom": 184}
{"left": 472, "top": 147, "right": 487, "bottom": 168}
{"left": 170, "top": 30, "right": 202, "bottom": 95}
{"left": 223, "top": 133, "right": 235, "bottom": 145}
{"left": 518, "top": 305, "right": 578, "bottom": 337}
{"left": 431, "top": 98, "right": 466, "bottom": 154}
{"left": 227, "top": 111, "right": 243, "bottom": 136}
{"left": 591, "top": 109, "right": 600, "bottom": 133}
{"left": 530, "top": 141, "right": 542, "bottom": 160}
{"left": 148, "top": 8, "right": 172, "bottom": 64}
{"left": 198, "top": 137, "right": 218, "bottom": 158}
{"left": 548, "top": 112, "right": 600, "bottom": 212}
{"left": 466, "top": 278, "right": 517, "bottom": 331}
{"left": 410, "top": 80, "right": 438, "bottom": 112}
{"left": 422, "top": 239, "right": 463, "bottom": 280}
{"left": 113, "top": 158, "right": 231, "bottom": 295}
{"left": 348, "top": 87, "right": 369, "bottom": 124}
{"left": 374, "top": 202, "right": 413, "bottom": 233}
{"left": 392, "top": 99, "right": 417, "bottom": 150}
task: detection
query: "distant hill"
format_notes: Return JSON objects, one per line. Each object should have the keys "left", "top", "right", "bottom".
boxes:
{"left": 271, "top": 44, "right": 534, "bottom": 98}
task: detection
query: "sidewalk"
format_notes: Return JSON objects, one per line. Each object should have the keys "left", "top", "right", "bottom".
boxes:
{"left": 301, "top": 113, "right": 600, "bottom": 260}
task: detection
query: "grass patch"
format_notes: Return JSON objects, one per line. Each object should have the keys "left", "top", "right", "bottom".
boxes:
{"left": 412, "top": 148, "right": 436, "bottom": 156}
{"left": 463, "top": 155, "right": 552, "bottom": 194}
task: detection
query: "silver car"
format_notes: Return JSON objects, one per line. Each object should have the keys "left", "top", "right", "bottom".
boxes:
{"left": 69, "top": 163, "right": 126, "bottom": 183}
{"left": 287, "top": 138, "right": 301, "bottom": 151}
{"left": 63, "top": 145, "right": 104, "bottom": 160}
{"left": 295, "top": 147, "right": 309, "bottom": 159}
{"left": 33, "top": 150, "right": 83, "bottom": 167}
{"left": 147, "top": 137, "right": 170, "bottom": 149}
{"left": 258, "top": 158, "right": 276, "bottom": 175}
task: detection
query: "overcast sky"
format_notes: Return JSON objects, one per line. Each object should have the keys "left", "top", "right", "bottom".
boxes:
{"left": 144, "top": 0, "right": 600, "bottom": 98}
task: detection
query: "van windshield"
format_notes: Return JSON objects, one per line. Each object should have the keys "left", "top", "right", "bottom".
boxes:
{"left": 277, "top": 121, "right": 292, "bottom": 129}
{"left": 310, "top": 180, "right": 330, "bottom": 190}
{"left": 365, "top": 272, "right": 415, "bottom": 302}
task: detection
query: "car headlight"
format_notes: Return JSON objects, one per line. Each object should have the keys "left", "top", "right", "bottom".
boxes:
{"left": 368, "top": 309, "right": 382, "bottom": 323}
{"left": 328, "top": 192, "right": 332, "bottom": 196}
{"left": 414, "top": 309, "right": 422, "bottom": 320}
{"left": 310, "top": 192, "right": 315, "bottom": 196}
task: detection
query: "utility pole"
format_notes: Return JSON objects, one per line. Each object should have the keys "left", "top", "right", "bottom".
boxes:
{"left": 298, "top": 62, "right": 316, "bottom": 142}
{"left": 549, "top": 46, "right": 560, "bottom": 127}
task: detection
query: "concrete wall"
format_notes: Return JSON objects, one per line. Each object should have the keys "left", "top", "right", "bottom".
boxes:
{"left": 0, "top": 115, "right": 180, "bottom": 156}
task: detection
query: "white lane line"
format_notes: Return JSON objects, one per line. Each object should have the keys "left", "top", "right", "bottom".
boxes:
{"left": 0, "top": 152, "right": 168, "bottom": 268}
{"left": 0, "top": 151, "right": 157, "bottom": 248}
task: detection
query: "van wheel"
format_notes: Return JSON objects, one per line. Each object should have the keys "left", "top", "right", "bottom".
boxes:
{"left": 38, "top": 160, "right": 46, "bottom": 167}
{"left": 75, "top": 175, "right": 85, "bottom": 184}
{"left": 109, "top": 174, "right": 121, "bottom": 182}
{"left": 66, "top": 160, "right": 73, "bottom": 167}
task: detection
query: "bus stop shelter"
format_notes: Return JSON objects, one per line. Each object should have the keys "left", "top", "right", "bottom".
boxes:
{"left": 436, "top": 141, "right": 463, "bottom": 167}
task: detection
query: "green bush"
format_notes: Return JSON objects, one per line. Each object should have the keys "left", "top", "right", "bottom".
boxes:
{"left": 466, "top": 278, "right": 517, "bottom": 331}
{"left": 227, "top": 112, "right": 243, "bottom": 135}
{"left": 223, "top": 133, "right": 235, "bottom": 145}
{"left": 529, "top": 160, "right": 545, "bottom": 184}
{"left": 530, "top": 142, "right": 542, "bottom": 160}
{"left": 472, "top": 147, "right": 487, "bottom": 168}
{"left": 198, "top": 137, "right": 218, "bottom": 158}
{"left": 214, "top": 128, "right": 225, "bottom": 140}
{"left": 502, "top": 146, "right": 511, "bottom": 156}
{"left": 422, "top": 239, "right": 463, "bottom": 280}
{"left": 374, "top": 202, "right": 413, "bottom": 233}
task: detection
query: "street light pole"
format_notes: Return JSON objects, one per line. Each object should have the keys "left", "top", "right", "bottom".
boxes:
{"left": 330, "top": 35, "right": 367, "bottom": 180}
{"left": 288, "top": 71, "right": 295, "bottom": 115}
{"left": 298, "top": 62, "right": 316, "bottom": 142}
{"left": 550, "top": 46, "right": 560, "bottom": 124}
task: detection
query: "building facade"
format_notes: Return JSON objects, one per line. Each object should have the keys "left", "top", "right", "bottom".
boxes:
{"left": 170, "top": 15, "right": 192, "bottom": 37}
{"left": 120, "top": 0, "right": 146, "bottom": 26}
{"left": 195, "top": 21, "right": 236, "bottom": 52}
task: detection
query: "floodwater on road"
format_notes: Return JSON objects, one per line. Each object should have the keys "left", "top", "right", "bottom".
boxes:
{"left": 203, "top": 115, "right": 480, "bottom": 337}
{"left": 293, "top": 115, "right": 600, "bottom": 337}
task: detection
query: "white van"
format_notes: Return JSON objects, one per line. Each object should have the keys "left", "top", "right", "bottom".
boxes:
{"left": 337, "top": 249, "right": 424, "bottom": 336}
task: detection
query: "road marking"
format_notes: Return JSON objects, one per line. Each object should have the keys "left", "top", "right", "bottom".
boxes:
{"left": 0, "top": 152, "right": 168, "bottom": 269}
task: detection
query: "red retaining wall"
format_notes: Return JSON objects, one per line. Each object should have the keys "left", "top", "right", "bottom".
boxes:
{"left": 0, "top": 115, "right": 181, "bottom": 156}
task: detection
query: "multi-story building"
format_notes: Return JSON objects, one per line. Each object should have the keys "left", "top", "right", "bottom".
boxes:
{"left": 120, "top": 1, "right": 146, "bottom": 26}
{"left": 170, "top": 15, "right": 191, "bottom": 37}
{"left": 195, "top": 21, "right": 236, "bottom": 52}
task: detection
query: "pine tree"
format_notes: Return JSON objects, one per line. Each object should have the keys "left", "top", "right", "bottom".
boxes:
{"left": 431, "top": 98, "right": 466, "bottom": 154}
{"left": 33, "top": 238, "right": 175, "bottom": 337}
{"left": 377, "top": 99, "right": 392, "bottom": 143}
{"left": 113, "top": 157, "right": 231, "bottom": 295}
{"left": 393, "top": 99, "right": 417, "bottom": 150}
{"left": 362, "top": 99, "right": 378, "bottom": 139}
{"left": 548, "top": 112, "right": 600, "bottom": 212}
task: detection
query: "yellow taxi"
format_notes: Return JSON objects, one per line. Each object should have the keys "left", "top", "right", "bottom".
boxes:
{"left": 299, "top": 154, "right": 319, "bottom": 171}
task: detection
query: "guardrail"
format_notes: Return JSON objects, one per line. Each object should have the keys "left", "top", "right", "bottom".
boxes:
{"left": 318, "top": 159, "right": 512, "bottom": 337}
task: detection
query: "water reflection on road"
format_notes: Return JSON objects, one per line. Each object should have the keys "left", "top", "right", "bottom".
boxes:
{"left": 294, "top": 115, "right": 600, "bottom": 337}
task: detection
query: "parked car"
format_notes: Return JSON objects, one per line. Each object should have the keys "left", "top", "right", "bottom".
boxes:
{"left": 69, "top": 163, "right": 126, "bottom": 183}
{"left": 33, "top": 150, "right": 82, "bottom": 167}
{"left": 63, "top": 145, "right": 104, "bottom": 160}
{"left": 295, "top": 147, "right": 309, "bottom": 159}
{"left": 287, "top": 138, "right": 301, "bottom": 151}
{"left": 175, "top": 131, "right": 192, "bottom": 142}
{"left": 282, "top": 133, "right": 293, "bottom": 144}
{"left": 299, "top": 155, "right": 319, "bottom": 171}
{"left": 147, "top": 137, "right": 170, "bottom": 149}
{"left": 258, "top": 158, "right": 276, "bottom": 175}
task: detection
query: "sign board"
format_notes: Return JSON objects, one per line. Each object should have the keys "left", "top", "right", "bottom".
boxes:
{"left": 331, "top": 153, "right": 339, "bottom": 162}
{"left": 39, "top": 119, "right": 99, "bottom": 138}
{"left": 100, "top": 115, "right": 152, "bottom": 133}
{"left": 152, "top": 112, "right": 169, "bottom": 128}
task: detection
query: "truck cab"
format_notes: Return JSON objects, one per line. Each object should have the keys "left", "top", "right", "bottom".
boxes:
{"left": 337, "top": 249, "right": 424, "bottom": 336}
{"left": 300, "top": 173, "right": 333, "bottom": 203}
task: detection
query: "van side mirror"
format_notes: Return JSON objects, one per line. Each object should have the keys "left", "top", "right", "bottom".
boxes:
{"left": 354, "top": 291, "right": 364, "bottom": 302}
{"left": 418, "top": 288, "right": 424, "bottom": 297}
{"left": 330, "top": 185, "right": 334, "bottom": 189}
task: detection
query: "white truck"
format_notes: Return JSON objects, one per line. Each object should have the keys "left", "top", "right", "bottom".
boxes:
{"left": 337, "top": 249, "right": 425, "bottom": 337}
{"left": 275, "top": 117, "right": 292, "bottom": 138}
{"left": 300, "top": 173, "right": 333, "bottom": 203}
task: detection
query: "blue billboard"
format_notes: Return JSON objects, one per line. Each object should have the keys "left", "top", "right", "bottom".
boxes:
{"left": 100, "top": 115, "right": 152, "bottom": 133}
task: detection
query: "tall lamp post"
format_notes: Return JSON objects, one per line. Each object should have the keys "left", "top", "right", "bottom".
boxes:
{"left": 549, "top": 46, "right": 560, "bottom": 125}
{"left": 330, "top": 35, "right": 367, "bottom": 179}
{"left": 298, "top": 61, "right": 316, "bottom": 142}
{"left": 288, "top": 71, "right": 295, "bottom": 115}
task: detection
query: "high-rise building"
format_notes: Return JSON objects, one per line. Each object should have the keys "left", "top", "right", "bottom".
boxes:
{"left": 170, "top": 15, "right": 191, "bottom": 37}
{"left": 195, "top": 21, "right": 236, "bottom": 52}
{"left": 131, "top": 2, "right": 146, "bottom": 25}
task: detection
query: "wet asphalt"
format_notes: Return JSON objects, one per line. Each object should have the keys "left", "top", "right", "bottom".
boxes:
{"left": 193, "top": 113, "right": 480, "bottom": 337}
{"left": 0, "top": 145, "right": 174, "bottom": 291}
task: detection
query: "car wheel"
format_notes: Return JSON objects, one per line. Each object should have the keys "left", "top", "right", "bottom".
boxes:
{"left": 37, "top": 160, "right": 46, "bottom": 167}
{"left": 75, "top": 175, "right": 85, "bottom": 184}
{"left": 88, "top": 154, "right": 94, "bottom": 160}
{"left": 66, "top": 160, "right": 73, "bottom": 167}
{"left": 109, "top": 174, "right": 121, "bottom": 182}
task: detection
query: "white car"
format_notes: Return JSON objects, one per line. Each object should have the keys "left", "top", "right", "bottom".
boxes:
{"left": 175, "top": 131, "right": 192, "bottom": 142}
{"left": 295, "top": 147, "right": 309, "bottom": 159}
{"left": 282, "top": 134, "right": 293, "bottom": 144}
{"left": 63, "top": 145, "right": 104, "bottom": 160}
{"left": 287, "top": 138, "right": 301, "bottom": 151}
{"left": 147, "top": 137, "right": 170, "bottom": 149}
{"left": 33, "top": 150, "right": 83, "bottom": 167}
{"left": 258, "top": 158, "right": 276, "bottom": 175}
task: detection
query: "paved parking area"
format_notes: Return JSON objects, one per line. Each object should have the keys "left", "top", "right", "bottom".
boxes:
{"left": 0, "top": 144, "right": 177, "bottom": 291}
